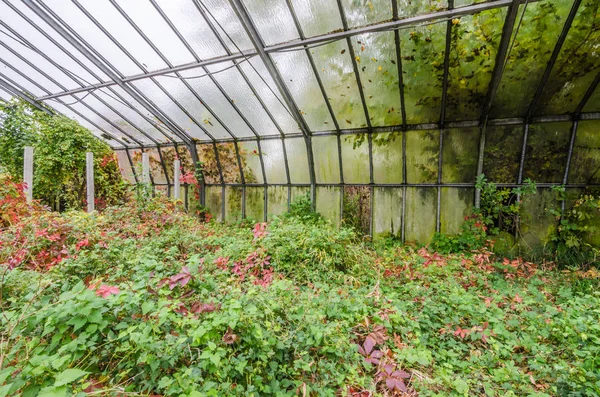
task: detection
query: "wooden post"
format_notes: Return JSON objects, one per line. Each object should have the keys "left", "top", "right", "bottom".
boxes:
{"left": 173, "top": 159, "right": 181, "bottom": 200}
{"left": 23, "top": 146, "right": 33, "bottom": 203}
{"left": 86, "top": 152, "right": 94, "bottom": 213}
{"left": 142, "top": 152, "right": 150, "bottom": 184}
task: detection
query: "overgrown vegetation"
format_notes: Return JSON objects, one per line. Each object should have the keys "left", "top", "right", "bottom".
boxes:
{"left": 1, "top": 185, "right": 599, "bottom": 396}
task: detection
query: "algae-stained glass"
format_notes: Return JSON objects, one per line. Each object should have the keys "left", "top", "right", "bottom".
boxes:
{"left": 569, "top": 121, "right": 600, "bottom": 184}
{"left": 483, "top": 125, "right": 524, "bottom": 184}
{"left": 312, "top": 135, "right": 341, "bottom": 183}
{"left": 523, "top": 122, "right": 572, "bottom": 183}
{"left": 441, "top": 127, "right": 480, "bottom": 183}
{"left": 341, "top": 134, "right": 370, "bottom": 184}
{"left": 405, "top": 130, "right": 440, "bottom": 183}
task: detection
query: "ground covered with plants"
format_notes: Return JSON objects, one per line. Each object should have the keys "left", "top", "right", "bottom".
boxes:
{"left": 1, "top": 185, "right": 600, "bottom": 397}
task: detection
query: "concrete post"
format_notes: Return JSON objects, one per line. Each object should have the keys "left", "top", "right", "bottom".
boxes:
{"left": 142, "top": 152, "right": 150, "bottom": 184}
{"left": 173, "top": 159, "right": 181, "bottom": 200}
{"left": 23, "top": 146, "right": 33, "bottom": 203}
{"left": 86, "top": 152, "right": 94, "bottom": 213}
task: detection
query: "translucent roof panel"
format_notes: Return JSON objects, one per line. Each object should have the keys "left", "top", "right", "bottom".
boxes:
{"left": 533, "top": 0, "right": 600, "bottom": 116}
{"left": 339, "top": 0, "right": 392, "bottom": 29}
{"left": 288, "top": 0, "right": 343, "bottom": 37}
{"left": 397, "top": 0, "right": 447, "bottom": 17}
{"left": 0, "top": 53, "right": 62, "bottom": 95}
{"left": 198, "top": 0, "right": 254, "bottom": 53}
{"left": 0, "top": 63, "right": 47, "bottom": 97}
{"left": 243, "top": 0, "right": 300, "bottom": 46}
{"left": 0, "top": 86, "right": 11, "bottom": 101}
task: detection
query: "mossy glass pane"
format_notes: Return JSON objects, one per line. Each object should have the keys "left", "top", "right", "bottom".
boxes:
{"left": 482, "top": 125, "right": 524, "bottom": 183}
{"left": 583, "top": 85, "right": 600, "bottom": 112}
{"left": 341, "top": 135, "right": 370, "bottom": 183}
{"left": 534, "top": 0, "right": 600, "bottom": 115}
{"left": 523, "top": 122, "right": 571, "bottom": 183}
{"left": 261, "top": 139, "right": 288, "bottom": 184}
{"left": 569, "top": 121, "right": 600, "bottom": 184}
{"left": 373, "top": 132, "right": 403, "bottom": 183}
{"left": 284, "top": 138, "right": 310, "bottom": 183}
{"left": 442, "top": 128, "right": 480, "bottom": 183}
{"left": 238, "top": 142, "right": 263, "bottom": 184}
{"left": 290, "top": 186, "right": 311, "bottom": 201}
{"left": 446, "top": 9, "right": 506, "bottom": 121}
{"left": 406, "top": 130, "right": 439, "bottom": 183}
{"left": 440, "top": 188, "right": 473, "bottom": 235}
{"left": 267, "top": 186, "right": 288, "bottom": 220}
{"left": 352, "top": 31, "right": 402, "bottom": 127}
{"left": 520, "top": 188, "right": 558, "bottom": 248}
{"left": 246, "top": 187, "right": 265, "bottom": 222}
{"left": 313, "top": 136, "right": 341, "bottom": 183}
{"left": 316, "top": 186, "right": 341, "bottom": 225}
{"left": 340, "top": 0, "right": 391, "bottom": 28}
{"left": 373, "top": 187, "right": 402, "bottom": 239}
{"left": 311, "top": 40, "right": 368, "bottom": 128}
{"left": 216, "top": 143, "right": 242, "bottom": 184}
{"left": 205, "top": 186, "right": 222, "bottom": 222}
{"left": 404, "top": 187, "right": 437, "bottom": 243}
{"left": 225, "top": 187, "right": 242, "bottom": 223}
{"left": 400, "top": 22, "right": 446, "bottom": 124}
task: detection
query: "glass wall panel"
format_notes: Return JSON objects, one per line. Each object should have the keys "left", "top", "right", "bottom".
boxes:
{"left": 373, "top": 187, "right": 402, "bottom": 239}
{"left": 145, "top": 148, "right": 167, "bottom": 184}
{"left": 115, "top": 150, "right": 135, "bottom": 183}
{"left": 238, "top": 141, "right": 264, "bottom": 184}
{"left": 482, "top": 125, "right": 524, "bottom": 183}
{"left": 267, "top": 186, "right": 288, "bottom": 220}
{"left": 583, "top": 85, "right": 600, "bottom": 113}
{"left": 261, "top": 139, "right": 288, "bottom": 184}
{"left": 489, "top": 0, "right": 572, "bottom": 118}
{"left": 285, "top": 138, "right": 310, "bottom": 183}
{"left": 316, "top": 186, "right": 341, "bottom": 225}
{"left": 534, "top": 0, "right": 600, "bottom": 115}
{"left": 520, "top": 188, "right": 558, "bottom": 248}
{"left": 341, "top": 135, "right": 370, "bottom": 183}
{"left": 225, "top": 186, "right": 243, "bottom": 223}
{"left": 523, "top": 122, "right": 571, "bottom": 183}
{"left": 205, "top": 186, "right": 223, "bottom": 222}
{"left": 404, "top": 187, "right": 437, "bottom": 243}
{"left": 289, "top": 0, "right": 343, "bottom": 37}
{"left": 441, "top": 127, "right": 480, "bottom": 183}
{"left": 373, "top": 132, "right": 403, "bottom": 183}
{"left": 313, "top": 136, "right": 341, "bottom": 183}
{"left": 399, "top": 22, "right": 446, "bottom": 124}
{"left": 159, "top": 147, "right": 181, "bottom": 182}
{"left": 246, "top": 187, "right": 265, "bottom": 221}
{"left": 406, "top": 130, "right": 439, "bottom": 183}
{"left": 129, "top": 148, "right": 143, "bottom": 178}
{"left": 339, "top": 0, "right": 391, "bottom": 28}
{"left": 342, "top": 186, "right": 371, "bottom": 235}
{"left": 243, "top": 0, "right": 299, "bottom": 45}
{"left": 290, "top": 186, "right": 311, "bottom": 201}
{"left": 446, "top": 8, "right": 506, "bottom": 122}
{"left": 197, "top": 144, "right": 220, "bottom": 184}
{"left": 216, "top": 143, "right": 242, "bottom": 183}
{"left": 440, "top": 188, "right": 473, "bottom": 235}
{"left": 311, "top": 40, "right": 368, "bottom": 129}
{"left": 569, "top": 121, "right": 600, "bottom": 184}
{"left": 352, "top": 31, "right": 402, "bottom": 127}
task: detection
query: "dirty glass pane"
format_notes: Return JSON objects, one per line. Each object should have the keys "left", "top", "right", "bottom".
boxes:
{"left": 115, "top": 150, "right": 135, "bottom": 183}
{"left": 313, "top": 136, "right": 341, "bottom": 183}
{"left": 583, "top": 85, "right": 600, "bottom": 112}
{"left": 406, "top": 130, "right": 439, "bottom": 183}
{"left": 523, "top": 122, "right": 571, "bottom": 183}
{"left": 261, "top": 139, "right": 288, "bottom": 184}
{"left": 199, "top": 0, "right": 254, "bottom": 53}
{"left": 373, "top": 132, "right": 403, "bottom": 183}
{"left": 316, "top": 186, "right": 341, "bottom": 225}
{"left": 129, "top": 149, "right": 143, "bottom": 178}
{"left": 440, "top": 188, "right": 473, "bottom": 235}
{"left": 290, "top": 186, "right": 311, "bottom": 200}
{"left": 284, "top": 138, "right": 310, "bottom": 183}
{"left": 569, "top": 121, "right": 600, "bottom": 184}
{"left": 490, "top": 0, "right": 572, "bottom": 118}
{"left": 534, "top": 0, "right": 600, "bottom": 115}
{"left": 441, "top": 127, "right": 480, "bottom": 183}
{"left": 205, "top": 186, "right": 223, "bottom": 222}
{"left": 404, "top": 187, "right": 437, "bottom": 243}
{"left": 289, "top": 0, "right": 343, "bottom": 37}
{"left": 310, "top": 40, "right": 367, "bottom": 129}
{"left": 145, "top": 148, "right": 167, "bottom": 184}
{"left": 216, "top": 143, "right": 242, "bottom": 183}
{"left": 238, "top": 141, "right": 264, "bottom": 184}
{"left": 483, "top": 125, "right": 524, "bottom": 183}
{"left": 159, "top": 147, "right": 181, "bottom": 182}
{"left": 352, "top": 31, "right": 402, "bottom": 127}
{"left": 267, "top": 186, "right": 288, "bottom": 220}
{"left": 225, "top": 186, "right": 243, "bottom": 223}
{"left": 373, "top": 187, "right": 402, "bottom": 239}
{"left": 244, "top": 0, "right": 299, "bottom": 45}
{"left": 520, "top": 188, "right": 558, "bottom": 248}
{"left": 197, "top": 144, "right": 220, "bottom": 184}
{"left": 340, "top": 0, "right": 391, "bottom": 28}
{"left": 270, "top": 50, "right": 334, "bottom": 131}
{"left": 398, "top": 0, "right": 447, "bottom": 17}
{"left": 341, "top": 135, "right": 370, "bottom": 183}
{"left": 446, "top": 8, "right": 506, "bottom": 122}
{"left": 399, "top": 21, "right": 446, "bottom": 124}
{"left": 246, "top": 187, "right": 265, "bottom": 221}
{"left": 176, "top": 146, "right": 194, "bottom": 174}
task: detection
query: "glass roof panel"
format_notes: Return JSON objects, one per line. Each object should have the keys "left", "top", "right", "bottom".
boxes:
{"left": 533, "top": 0, "right": 600, "bottom": 116}
{"left": 0, "top": 64, "right": 47, "bottom": 97}
{"left": 178, "top": 68, "right": 255, "bottom": 138}
{"left": 0, "top": 51, "right": 62, "bottom": 94}
{"left": 197, "top": 0, "right": 254, "bottom": 53}
{"left": 340, "top": 0, "right": 392, "bottom": 29}
{"left": 352, "top": 31, "right": 402, "bottom": 127}
{"left": 270, "top": 50, "right": 334, "bottom": 131}
{"left": 289, "top": 0, "right": 343, "bottom": 37}
{"left": 41, "top": 0, "right": 143, "bottom": 76}
{"left": 583, "top": 84, "right": 600, "bottom": 113}
{"left": 154, "top": 0, "right": 228, "bottom": 60}
{"left": 0, "top": 87, "right": 11, "bottom": 101}
{"left": 446, "top": 8, "right": 507, "bottom": 122}
{"left": 205, "top": 61, "right": 280, "bottom": 136}
{"left": 397, "top": 0, "right": 447, "bottom": 18}
{"left": 129, "top": 79, "right": 210, "bottom": 141}
{"left": 1, "top": 0, "right": 110, "bottom": 84}
{"left": 243, "top": 0, "right": 299, "bottom": 45}
{"left": 399, "top": 21, "right": 446, "bottom": 124}
{"left": 310, "top": 39, "right": 367, "bottom": 129}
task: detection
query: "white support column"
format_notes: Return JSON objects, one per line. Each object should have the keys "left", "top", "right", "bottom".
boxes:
{"left": 86, "top": 152, "right": 94, "bottom": 213}
{"left": 173, "top": 159, "right": 181, "bottom": 200}
{"left": 23, "top": 146, "right": 34, "bottom": 203}
{"left": 142, "top": 152, "right": 150, "bottom": 184}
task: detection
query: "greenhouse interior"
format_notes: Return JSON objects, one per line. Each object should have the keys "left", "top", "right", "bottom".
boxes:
{"left": 1, "top": 0, "right": 600, "bottom": 395}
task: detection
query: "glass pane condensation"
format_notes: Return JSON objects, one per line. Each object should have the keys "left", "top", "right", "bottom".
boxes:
{"left": 270, "top": 50, "right": 334, "bottom": 131}
{"left": 289, "top": 0, "right": 343, "bottom": 37}
{"left": 406, "top": 130, "right": 439, "bottom": 183}
{"left": 569, "top": 121, "right": 600, "bottom": 184}
{"left": 313, "top": 135, "right": 341, "bottom": 183}
{"left": 205, "top": 186, "right": 223, "bottom": 221}
{"left": 243, "top": 0, "right": 299, "bottom": 46}
{"left": 483, "top": 125, "right": 524, "bottom": 183}
{"left": 225, "top": 186, "right": 243, "bottom": 223}
{"left": 261, "top": 139, "right": 288, "bottom": 184}
{"left": 352, "top": 31, "right": 402, "bottom": 127}
{"left": 534, "top": 0, "right": 600, "bottom": 115}
{"left": 341, "top": 135, "right": 370, "bottom": 183}
{"left": 339, "top": 0, "right": 392, "bottom": 28}
{"left": 316, "top": 186, "right": 341, "bottom": 225}
{"left": 441, "top": 127, "right": 480, "bottom": 183}
{"left": 239, "top": 141, "right": 264, "bottom": 184}
{"left": 446, "top": 8, "right": 506, "bottom": 122}
{"left": 399, "top": 21, "right": 446, "bottom": 124}
{"left": 311, "top": 40, "right": 368, "bottom": 129}
{"left": 284, "top": 137, "right": 310, "bottom": 183}
{"left": 523, "top": 122, "right": 572, "bottom": 183}
{"left": 490, "top": 0, "right": 573, "bottom": 118}
{"left": 373, "top": 132, "right": 403, "bottom": 184}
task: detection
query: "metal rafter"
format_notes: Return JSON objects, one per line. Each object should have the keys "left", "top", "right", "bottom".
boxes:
{"left": 0, "top": 76, "right": 52, "bottom": 115}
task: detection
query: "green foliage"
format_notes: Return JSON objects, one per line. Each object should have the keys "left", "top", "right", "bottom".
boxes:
{"left": 431, "top": 214, "right": 488, "bottom": 254}
{"left": 281, "top": 193, "right": 321, "bottom": 224}
{"left": 0, "top": 100, "right": 38, "bottom": 178}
